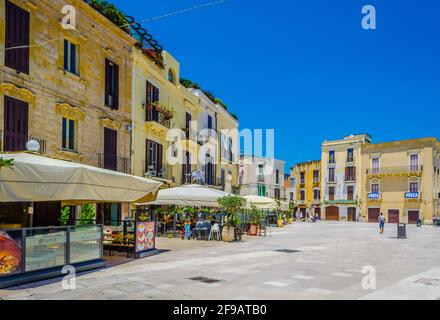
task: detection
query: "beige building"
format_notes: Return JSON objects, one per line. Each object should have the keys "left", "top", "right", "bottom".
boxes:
{"left": 291, "top": 160, "right": 321, "bottom": 219}
{"left": 0, "top": 0, "right": 135, "bottom": 224}
{"left": 321, "top": 134, "right": 372, "bottom": 221}
{"left": 361, "top": 138, "right": 440, "bottom": 224}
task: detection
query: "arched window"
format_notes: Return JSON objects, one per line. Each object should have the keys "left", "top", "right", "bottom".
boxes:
{"left": 168, "top": 69, "right": 175, "bottom": 84}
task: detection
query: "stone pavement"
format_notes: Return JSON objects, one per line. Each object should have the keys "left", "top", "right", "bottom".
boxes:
{"left": 1, "top": 222, "right": 440, "bottom": 300}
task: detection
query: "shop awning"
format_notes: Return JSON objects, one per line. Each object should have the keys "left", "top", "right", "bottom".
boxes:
{"left": 0, "top": 153, "right": 162, "bottom": 204}
{"left": 141, "top": 184, "right": 230, "bottom": 208}
{"left": 243, "top": 195, "right": 278, "bottom": 210}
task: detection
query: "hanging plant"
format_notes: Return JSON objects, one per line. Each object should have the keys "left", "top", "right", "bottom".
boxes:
{"left": 152, "top": 101, "right": 177, "bottom": 120}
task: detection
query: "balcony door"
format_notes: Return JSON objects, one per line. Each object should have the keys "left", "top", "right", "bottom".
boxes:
{"left": 3, "top": 96, "right": 28, "bottom": 151}
{"left": 146, "top": 81, "right": 159, "bottom": 121}
{"left": 104, "top": 128, "right": 117, "bottom": 171}
{"left": 146, "top": 139, "right": 163, "bottom": 176}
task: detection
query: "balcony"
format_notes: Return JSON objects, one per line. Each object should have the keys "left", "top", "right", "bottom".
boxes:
{"left": 97, "top": 154, "right": 130, "bottom": 174}
{"left": 257, "top": 175, "right": 265, "bottom": 183}
{"left": 298, "top": 200, "right": 306, "bottom": 205}
{"left": 366, "top": 166, "right": 423, "bottom": 177}
{"left": 144, "top": 163, "right": 175, "bottom": 183}
{"left": 0, "top": 130, "right": 47, "bottom": 154}
{"left": 145, "top": 105, "right": 171, "bottom": 136}
{"left": 344, "top": 176, "right": 356, "bottom": 182}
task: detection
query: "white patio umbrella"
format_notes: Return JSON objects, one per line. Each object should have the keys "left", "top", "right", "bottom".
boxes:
{"left": 142, "top": 184, "right": 231, "bottom": 207}
{"left": 243, "top": 195, "right": 278, "bottom": 210}
{"left": 0, "top": 153, "right": 162, "bottom": 204}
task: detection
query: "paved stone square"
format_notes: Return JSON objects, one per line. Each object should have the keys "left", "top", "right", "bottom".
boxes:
{"left": 1, "top": 222, "right": 440, "bottom": 300}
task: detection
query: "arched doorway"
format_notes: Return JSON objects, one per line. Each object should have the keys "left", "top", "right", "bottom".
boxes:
{"left": 325, "top": 206, "right": 339, "bottom": 221}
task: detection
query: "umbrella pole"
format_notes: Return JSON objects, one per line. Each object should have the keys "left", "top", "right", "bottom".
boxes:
{"left": 173, "top": 213, "right": 176, "bottom": 239}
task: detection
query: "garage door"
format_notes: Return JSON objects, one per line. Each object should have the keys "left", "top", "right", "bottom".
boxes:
{"left": 408, "top": 211, "right": 420, "bottom": 224}
{"left": 388, "top": 210, "right": 400, "bottom": 224}
{"left": 368, "top": 208, "right": 380, "bottom": 223}
{"left": 325, "top": 206, "right": 339, "bottom": 221}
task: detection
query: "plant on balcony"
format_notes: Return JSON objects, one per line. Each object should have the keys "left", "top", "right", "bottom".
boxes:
{"left": 152, "top": 101, "right": 177, "bottom": 120}
{"left": 0, "top": 158, "right": 14, "bottom": 171}
{"left": 79, "top": 204, "right": 96, "bottom": 225}
{"left": 180, "top": 78, "right": 200, "bottom": 90}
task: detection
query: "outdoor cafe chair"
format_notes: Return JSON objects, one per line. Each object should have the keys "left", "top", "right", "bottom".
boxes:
{"left": 209, "top": 223, "right": 221, "bottom": 241}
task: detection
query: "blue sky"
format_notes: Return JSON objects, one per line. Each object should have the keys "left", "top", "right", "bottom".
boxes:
{"left": 111, "top": 0, "right": 440, "bottom": 171}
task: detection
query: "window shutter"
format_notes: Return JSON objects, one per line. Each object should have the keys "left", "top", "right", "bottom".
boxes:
{"left": 146, "top": 139, "right": 152, "bottom": 167}
{"left": 64, "top": 40, "right": 68, "bottom": 71}
{"left": 105, "top": 59, "right": 110, "bottom": 107}
{"left": 113, "top": 63, "right": 119, "bottom": 110}
{"left": 146, "top": 81, "right": 152, "bottom": 104}
{"left": 157, "top": 144, "right": 163, "bottom": 173}
{"left": 70, "top": 43, "right": 77, "bottom": 75}
{"left": 5, "top": 0, "right": 30, "bottom": 74}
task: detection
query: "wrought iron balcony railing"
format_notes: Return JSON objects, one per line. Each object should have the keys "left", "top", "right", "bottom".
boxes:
{"left": 144, "top": 163, "right": 174, "bottom": 182}
{"left": 97, "top": 153, "right": 130, "bottom": 174}
{"left": 146, "top": 106, "right": 171, "bottom": 129}
{"left": 366, "top": 166, "right": 423, "bottom": 175}
{"left": 0, "top": 130, "right": 47, "bottom": 154}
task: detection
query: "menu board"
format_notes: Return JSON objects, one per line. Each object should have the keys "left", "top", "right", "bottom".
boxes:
{"left": 135, "top": 222, "right": 155, "bottom": 253}
{"left": 0, "top": 231, "right": 22, "bottom": 277}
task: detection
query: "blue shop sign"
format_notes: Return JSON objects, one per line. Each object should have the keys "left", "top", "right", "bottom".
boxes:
{"left": 368, "top": 192, "right": 380, "bottom": 199}
{"left": 405, "top": 192, "right": 419, "bottom": 199}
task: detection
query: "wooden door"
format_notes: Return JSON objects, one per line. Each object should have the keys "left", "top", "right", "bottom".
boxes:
{"left": 325, "top": 206, "right": 339, "bottom": 221}
{"left": 314, "top": 207, "right": 321, "bottom": 219}
{"left": 408, "top": 211, "right": 420, "bottom": 224}
{"left": 104, "top": 128, "right": 117, "bottom": 171}
{"left": 347, "top": 207, "right": 357, "bottom": 222}
{"left": 388, "top": 210, "right": 400, "bottom": 224}
{"left": 3, "top": 96, "right": 28, "bottom": 151}
{"left": 368, "top": 208, "right": 380, "bottom": 223}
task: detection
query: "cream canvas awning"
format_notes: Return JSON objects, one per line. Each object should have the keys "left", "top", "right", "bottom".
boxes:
{"left": 243, "top": 195, "right": 278, "bottom": 210}
{"left": 0, "top": 153, "right": 162, "bottom": 204}
{"left": 142, "top": 184, "right": 231, "bottom": 208}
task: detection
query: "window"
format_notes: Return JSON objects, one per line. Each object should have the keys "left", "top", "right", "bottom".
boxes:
{"left": 258, "top": 164, "right": 264, "bottom": 181}
{"left": 313, "top": 170, "right": 320, "bottom": 183}
{"left": 372, "top": 157, "right": 380, "bottom": 174}
{"left": 410, "top": 182, "right": 419, "bottom": 193}
{"left": 347, "top": 185, "right": 354, "bottom": 201}
{"left": 258, "top": 185, "right": 266, "bottom": 197}
{"left": 300, "top": 190, "right": 305, "bottom": 201}
{"left": 146, "top": 81, "right": 160, "bottom": 121}
{"left": 410, "top": 154, "right": 419, "bottom": 172}
{"left": 313, "top": 189, "right": 320, "bottom": 201}
{"left": 329, "top": 151, "right": 335, "bottom": 164}
{"left": 328, "top": 168, "right": 335, "bottom": 182}
{"left": 328, "top": 186, "right": 335, "bottom": 201}
{"left": 300, "top": 172, "right": 305, "bottom": 184}
{"left": 168, "top": 69, "right": 175, "bottom": 83}
{"left": 275, "top": 188, "right": 280, "bottom": 199}
{"left": 290, "top": 192, "right": 294, "bottom": 201}
{"left": 64, "top": 40, "right": 78, "bottom": 75}
{"left": 371, "top": 183, "right": 380, "bottom": 193}
{"left": 62, "top": 117, "right": 75, "bottom": 151}
{"left": 105, "top": 59, "right": 119, "bottom": 109}
{"left": 5, "top": 0, "right": 30, "bottom": 74}
{"left": 182, "top": 151, "right": 191, "bottom": 184}
{"left": 276, "top": 170, "right": 280, "bottom": 184}
{"left": 228, "top": 137, "right": 233, "bottom": 162}
{"left": 347, "top": 148, "right": 354, "bottom": 162}
{"left": 345, "top": 166, "right": 356, "bottom": 181}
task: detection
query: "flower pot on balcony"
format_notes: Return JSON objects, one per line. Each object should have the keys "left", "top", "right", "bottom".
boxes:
{"left": 222, "top": 226, "right": 235, "bottom": 242}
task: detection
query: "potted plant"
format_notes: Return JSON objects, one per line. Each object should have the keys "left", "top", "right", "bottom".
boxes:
{"left": 60, "top": 206, "right": 71, "bottom": 226}
{"left": 286, "top": 210, "right": 294, "bottom": 224}
{"left": 247, "top": 205, "right": 263, "bottom": 236}
{"left": 79, "top": 204, "right": 96, "bottom": 225}
{"left": 217, "top": 195, "right": 244, "bottom": 242}
{"left": 0, "top": 158, "right": 14, "bottom": 172}
{"left": 277, "top": 211, "right": 284, "bottom": 228}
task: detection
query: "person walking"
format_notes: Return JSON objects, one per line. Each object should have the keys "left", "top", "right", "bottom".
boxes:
{"left": 379, "top": 213, "right": 385, "bottom": 234}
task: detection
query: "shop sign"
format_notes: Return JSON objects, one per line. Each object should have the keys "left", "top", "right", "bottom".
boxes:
{"left": 368, "top": 192, "right": 380, "bottom": 199}
{"left": 405, "top": 192, "right": 419, "bottom": 199}
{"left": 0, "top": 231, "right": 23, "bottom": 277}
{"left": 136, "top": 222, "right": 155, "bottom": 253}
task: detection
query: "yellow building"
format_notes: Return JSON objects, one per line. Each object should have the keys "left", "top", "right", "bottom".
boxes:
{"left": 131, "top": 46, "right": 201, "bottom": 188}
{"left": 0, "top": 0, "right": 134, "bottom": 223}
{"left": 291, "top": 160, "right": 321, "bottom": 219}
{"left": 361, "top": 138, "right": 440, "bottom": 224}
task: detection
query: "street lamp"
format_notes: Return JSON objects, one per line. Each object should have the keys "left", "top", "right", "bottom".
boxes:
{"left": 26, "top": 139, "right": 41, "bottom": 153}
